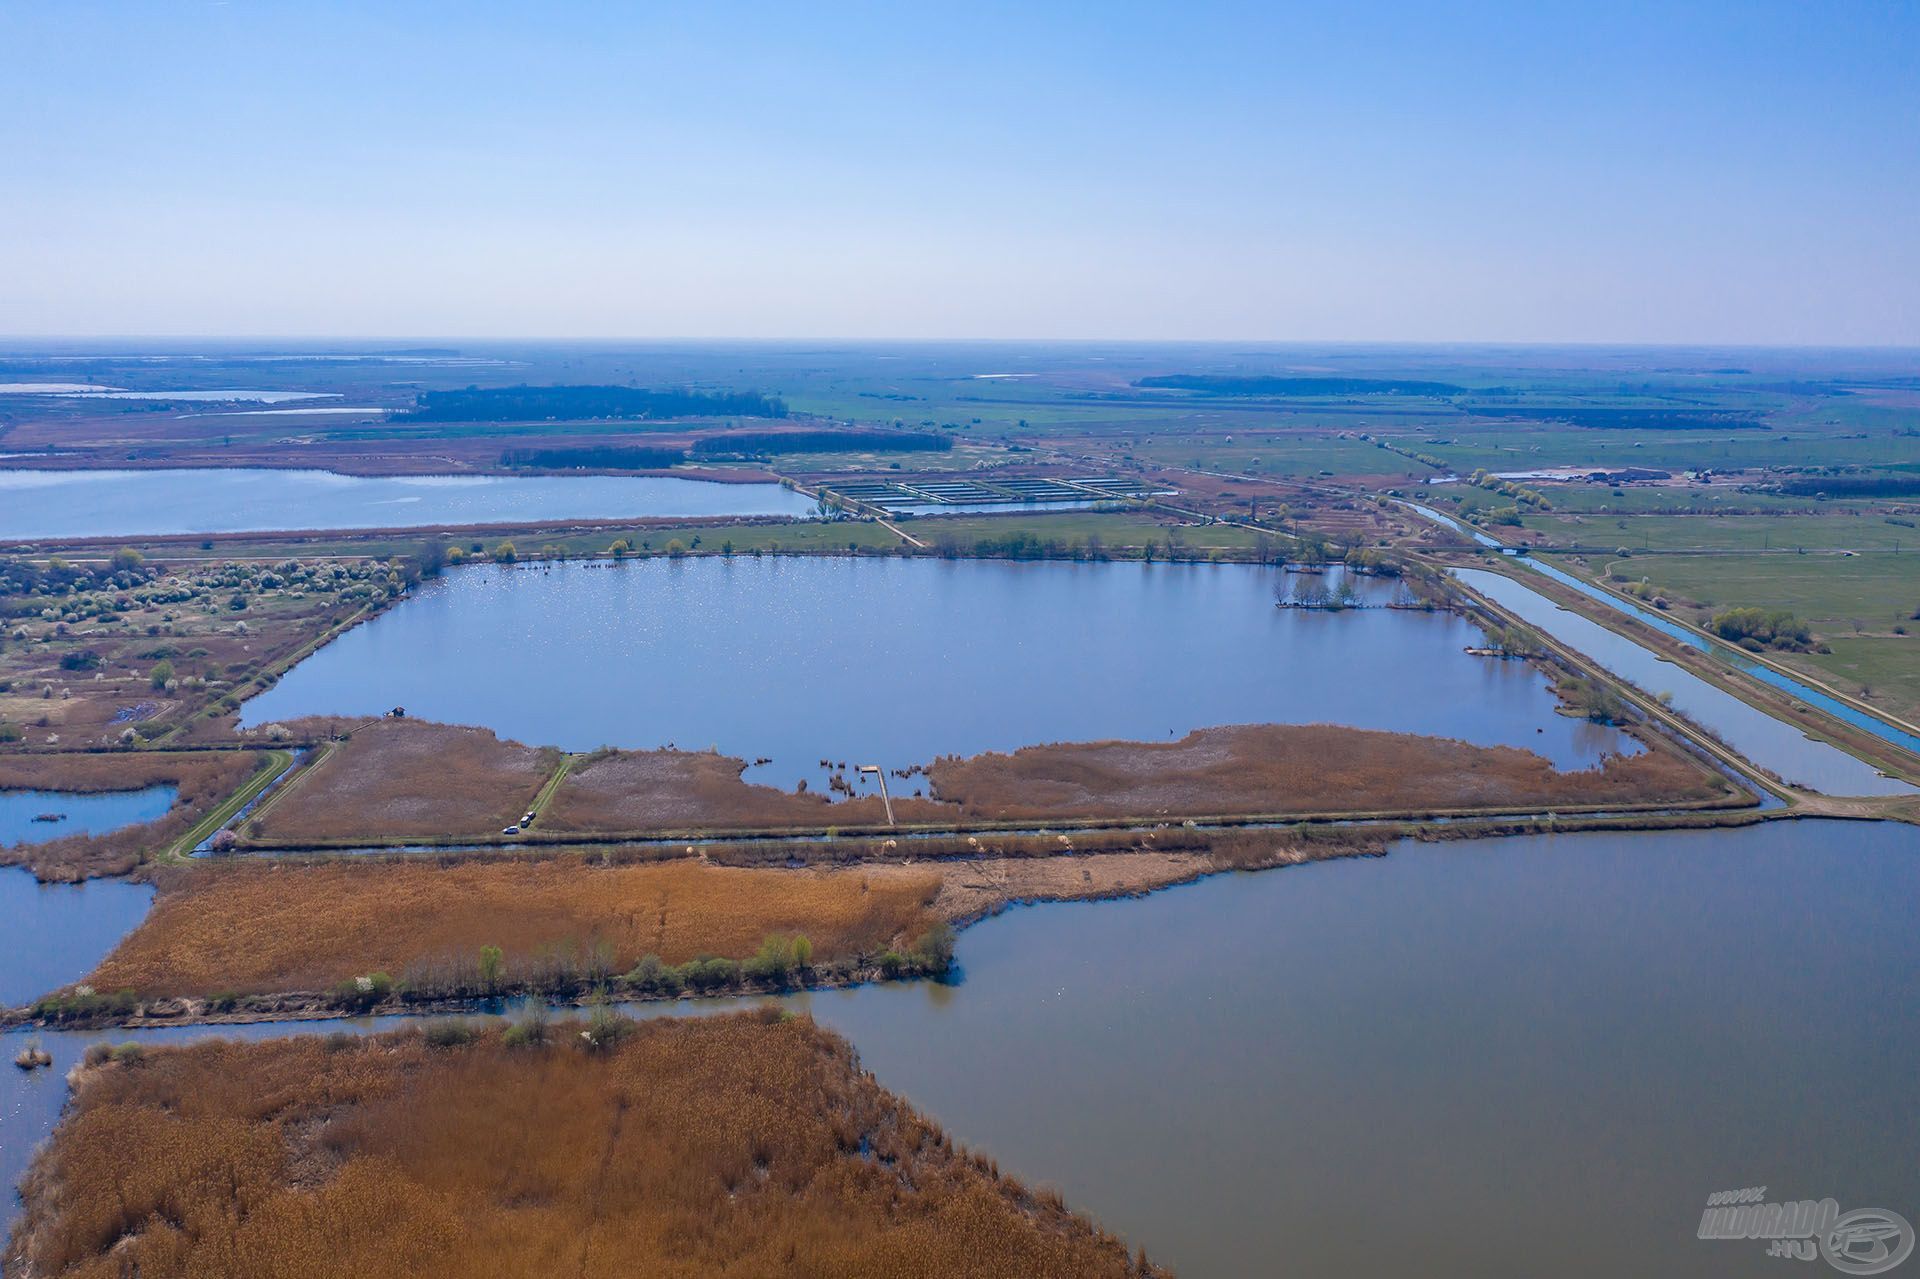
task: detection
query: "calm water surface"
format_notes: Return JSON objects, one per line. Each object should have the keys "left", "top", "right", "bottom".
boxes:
{"left": 4, "top": 821, "right": 1914, "bottom": 1276}
{"left": 1457, "top": 568, "right": 1911, "bottom": 796}
{"left": 0, "top": 867, "right": 152, "bottom": 1008}
{"left": 243, "top": 557, "right": 1628, "bottom": 787}
{"left": 0, "top": 787, "right": 174, "bottom": 848}
{"left": 0, "top": 468, "right": 815, "bottom": 538}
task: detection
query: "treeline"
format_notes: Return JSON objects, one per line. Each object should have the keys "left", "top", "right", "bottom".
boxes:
{"left": 396, "top": 385, "right": 788, "bottom": 422}
{"left": 0, "top": 549, "right": 158, "bottom": 615}
{"left": 1777, "top": 474, "right": 1920, "bottom": 498}
{"left": 691, "top": 429, "right": 951, "bottom": 457}
{"left": 1136, "top": 374, "right": 1466, "bottom": 396}
{"left": 501, "top": 445, "right": 684, "bottom": 470}
{"left": 1470, "top": 407, "right": 1766, "bottom": 431}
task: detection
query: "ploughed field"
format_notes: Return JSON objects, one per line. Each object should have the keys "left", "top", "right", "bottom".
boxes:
{"left": 6, "top": 1012, "right": 1160, "bottom": 1279}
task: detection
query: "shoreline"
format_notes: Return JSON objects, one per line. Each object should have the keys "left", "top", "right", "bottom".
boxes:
{"left": 3, "top": 806, "right": 1825, "bottom": 1033}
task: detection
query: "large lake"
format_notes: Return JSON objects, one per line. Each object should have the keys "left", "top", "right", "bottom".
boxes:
{"left": 5, "top": 821, "right": 1914, "bottom": 1276}
{"left": 244, "top": 557, "right": 1629, "bottom": 786}
{"left": 0, "top": 468, "right": 815, "bottom": 539}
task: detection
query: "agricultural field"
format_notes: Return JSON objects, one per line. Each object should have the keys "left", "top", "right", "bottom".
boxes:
{"left": 7, "top": 1013, "right": 1162, "bottom": 1278}
{"left": 1522, "top": 511, "right": 1920, "bottom": 552}
{"left": 1566, "top": 551, "right": 1920, "bottom": 720}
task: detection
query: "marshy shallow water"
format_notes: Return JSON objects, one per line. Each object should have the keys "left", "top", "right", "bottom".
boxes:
{"left": 0, "top": 787, "right": 174, "bottom": 849}
{"left": 242, "top": 556, "right": 1630, "bottom": 790}
{"left": 5, "top": 820, "right": 1914, "bottom": 1277}
{"left": 0, "top": 468, "right": 815, "bottom": 539}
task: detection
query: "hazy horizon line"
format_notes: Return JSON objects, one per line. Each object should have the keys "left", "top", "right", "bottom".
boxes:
{"left": 4, "top": 335, "right": 1919, "bottom": 354}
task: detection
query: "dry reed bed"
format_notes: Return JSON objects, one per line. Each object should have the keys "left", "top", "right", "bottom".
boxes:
{"left": 246, "top": 721, "right": 560, "bottom": 841}
{"left": 539, "top": 747, "right": 946, "bottom": 831}
{"left": 86, "top": 857, "right": 945, "bottom": 997}
{"left": 6, "top": 1012, "right": 1163, "bottom": 1279}
{"left": 0, "top": 751, "right": 268, "bottom": 880}
{"left": 246, "top": 719, "right": 1730, "bottom": 851}
{"left": 927, "top": 722, "right": 1731, "bottom": 821}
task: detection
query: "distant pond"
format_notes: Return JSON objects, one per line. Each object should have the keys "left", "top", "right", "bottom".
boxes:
{"left": 0, "top": 468, "right": 816, "bottom": 539}
{"left": 0, "top": 786, "right": 175, "bottom": 848}
{"left": 244, "top": 557, "right": 1629, "bottom": 788}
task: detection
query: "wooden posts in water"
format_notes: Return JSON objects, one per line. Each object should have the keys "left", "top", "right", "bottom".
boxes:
{"left": 858, "top": 764, "right": 895, "bottom": 826}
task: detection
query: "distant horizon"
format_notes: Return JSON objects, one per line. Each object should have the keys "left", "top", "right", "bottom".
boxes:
{"left": 4, "top": 336, "right": 1920, "bottom": 354}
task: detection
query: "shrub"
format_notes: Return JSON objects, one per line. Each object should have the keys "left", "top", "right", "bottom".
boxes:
{"left": 625, "top": 954, "right": 683, "bottom": 994}
{"left": 743, "top": 934, "right": 799, "bottom": 984}
{"left": 323, "top": 1031, "right": 357, "bottom": 1053}
{"left": 502, "top": 1005, "right": 550, "bottom": 1049}
{"left": 205, "top": 990, "right": 239, "bottom": 1013}
{"left": 908, "top": 922, "right": 956, "bottom": 974}
{"left": 579, "top": 1005, "right": 632, "bottom": 1051}
{"left": 478, "top": 945, "right": 505, "bottom": 992}
{"left": 33, "top": 988, "right": 139, "bottom": 1023}
{"left": 876, "top": 950, "right": 907, "bottom": 977}
{"left": 332, "top": 971, "right": 395, "bottom": 1012}
{"left": 492, "top": 541, "right": 517, "bottom": 563}
{"left": 1710, "top": 606, "right": 1812, "bottom": 651}
{"left": 83, "top": 1043, "right": 113, "bottom": 1067}
{"left": 423, "top": 1019, "right": 476, "bottom": 1048}
{"left": 109, "top": 1042, "right": 146, "bottom": 1065}
{"left": 681, "top": 956, "right": 740, "bottom": 991}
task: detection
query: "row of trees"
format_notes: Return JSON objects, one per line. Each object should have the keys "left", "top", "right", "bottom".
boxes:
{"left": 397, "top": 384, "right": 787, "bottom": 422}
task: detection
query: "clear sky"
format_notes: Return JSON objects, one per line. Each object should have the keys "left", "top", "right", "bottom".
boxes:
{"left": 2, "top": 1, "right": 1915, "bottom": 344}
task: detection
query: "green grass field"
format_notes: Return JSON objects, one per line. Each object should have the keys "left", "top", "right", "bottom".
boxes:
{"left": 1600, "top": 552, "right": 1918, "bottom": 627}
{"left": 1573, "top": 550, "right": 1920, "bottom": 718}
{"left": 1528, "top": 512, "right": 1920, "bottom": 552}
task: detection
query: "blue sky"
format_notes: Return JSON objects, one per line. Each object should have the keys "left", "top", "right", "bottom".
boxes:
{"left": 2, "top": 1, "right": 1915, "bottom": 342}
